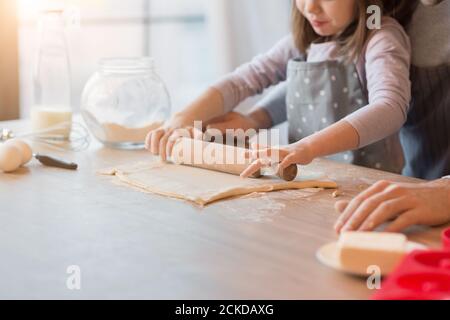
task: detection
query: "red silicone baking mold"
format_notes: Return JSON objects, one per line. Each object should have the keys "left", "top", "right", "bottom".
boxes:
{"left": 372, "top": 246, "right": 450, "bottom": 300}
{"left": 442, "top": 228, "right": 450, "bottom": 250}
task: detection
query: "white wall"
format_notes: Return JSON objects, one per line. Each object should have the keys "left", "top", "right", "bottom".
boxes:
{"left": 18, "top": 0, "right": 291, "bottom": 118}
{"left": 207, "top": 0, "right": 291, "bottom": 111}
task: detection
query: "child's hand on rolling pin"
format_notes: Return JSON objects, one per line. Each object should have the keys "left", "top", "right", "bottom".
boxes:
{"left": 334, "top": 179, "right": 450, "bottom": 233}
{"left": 146, "top": 120, "right": 203, "bottom": 162}
{"left": 240, "top": 141, "right": 315, "bottom": 178}
{"left": 146, "top": 88, "right": 227, "bottom": 160}
{"left": 146, "top": 115, "right": 187, "bottom": 158}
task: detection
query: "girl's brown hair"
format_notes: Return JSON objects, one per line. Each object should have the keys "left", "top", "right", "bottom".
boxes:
{"left": 291, "top": 0, "right": 418, "bottom": 61}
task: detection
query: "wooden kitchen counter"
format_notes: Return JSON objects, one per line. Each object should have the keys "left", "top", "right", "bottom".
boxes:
{"left": 0, "top": 118, "right": 446, "bottom": 299}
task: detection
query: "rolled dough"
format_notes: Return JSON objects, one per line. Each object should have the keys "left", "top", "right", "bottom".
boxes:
{"left": 99, "top": 161, "right": 338, "bottom": 206}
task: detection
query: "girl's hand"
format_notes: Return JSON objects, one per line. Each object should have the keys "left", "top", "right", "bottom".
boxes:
{"left": 145, "top": 116, "right": 201, "bottom": 162}
{"left": 240, "top": 141, "right": 315, "bottom": 178}
{"left": 334, "top": 179, "right": 450, "bottom": 233}
{"left": 145, "top": 87, "right": 227, "bottom": 160}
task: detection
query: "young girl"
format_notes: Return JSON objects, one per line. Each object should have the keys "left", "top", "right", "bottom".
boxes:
{"left": 146, "top": 0, "right": 413, "bottom": 176}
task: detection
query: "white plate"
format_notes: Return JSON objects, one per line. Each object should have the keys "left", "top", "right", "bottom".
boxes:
{"left": 316, "top": 241, "right": 427, "bottom": 277}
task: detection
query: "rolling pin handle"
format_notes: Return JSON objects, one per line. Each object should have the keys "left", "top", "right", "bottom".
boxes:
{"left": 34, "top": 154, "right": 78, "bottom": 170}
{"left": 278, "top": 164, "right": 298, "bottom": 182}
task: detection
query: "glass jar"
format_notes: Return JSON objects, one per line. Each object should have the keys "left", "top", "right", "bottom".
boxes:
{"left": 81, "top": 57, "right": 171, "bottom": 149}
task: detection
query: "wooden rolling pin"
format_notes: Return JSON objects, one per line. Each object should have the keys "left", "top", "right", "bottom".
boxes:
{"left": 171, "top": 138, "right": 298, "bottom": 181}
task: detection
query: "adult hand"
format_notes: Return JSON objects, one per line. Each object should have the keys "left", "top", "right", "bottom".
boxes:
{"left": 334, "top": 179, "right": 450, "bottom": 233}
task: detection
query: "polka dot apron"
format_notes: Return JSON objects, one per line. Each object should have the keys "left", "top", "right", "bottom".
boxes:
{"left": 286, "top": 58, "right": 403, "bottom": 173}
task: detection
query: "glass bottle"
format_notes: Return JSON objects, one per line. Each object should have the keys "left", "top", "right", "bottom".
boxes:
{"left": 31, "top": 9, "right": 72, "bottom": 139}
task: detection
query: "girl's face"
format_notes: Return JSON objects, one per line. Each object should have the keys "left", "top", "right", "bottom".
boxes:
{"left": 296, "top": 0, "right": 357, "bottom": 37}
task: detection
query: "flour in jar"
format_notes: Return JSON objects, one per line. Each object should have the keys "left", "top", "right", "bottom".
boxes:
{"left": 99, "top": 121, "right": 163, "bottom": 143}
{"left": 82, "top": 109, "right": 163, "bottom": 144}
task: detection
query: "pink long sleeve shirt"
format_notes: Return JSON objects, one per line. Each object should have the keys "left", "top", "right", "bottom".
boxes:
{"left": 212, "top": 17, "right": 412, "bottom": 148}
